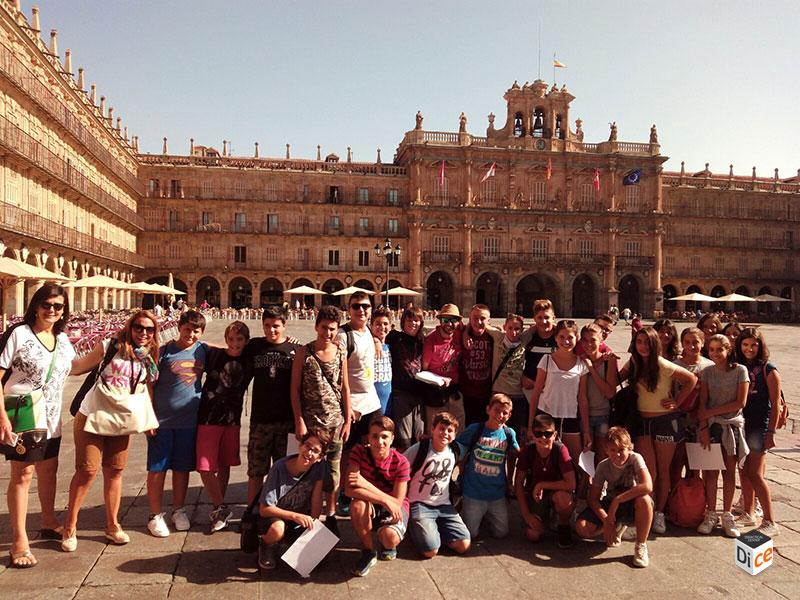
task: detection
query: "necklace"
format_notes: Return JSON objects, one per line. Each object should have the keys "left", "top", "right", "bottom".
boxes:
{"left": 536, "top": 449, "right": 551, "bottom": 472}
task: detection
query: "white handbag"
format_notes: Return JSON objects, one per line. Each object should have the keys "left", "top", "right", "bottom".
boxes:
{"left": 83, "top": 360, "right": 159, "bottom": 436}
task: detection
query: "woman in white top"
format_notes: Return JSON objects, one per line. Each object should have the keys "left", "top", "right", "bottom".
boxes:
{"left": 526, "top": 320, "right": 590, "bottom": 462}
{"left": 0, "top": 284, "right": 76, "bottom": 568}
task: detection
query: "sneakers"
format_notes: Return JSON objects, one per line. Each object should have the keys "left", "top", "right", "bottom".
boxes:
{"left": 721, "top": 511, "right": 741, "bottom": 538}
{"left": 209, "top": 504, "right": 233, "bottom": 532}
{"left": 652, "top": 511, "right": 666, "bottom": 534}
{"left": 148, "top": 512, "right": 170, "bottom": 538}
{"left": 258, "top": 540, "right": 277, "bottom": 570}
{"left": 697, "top": 510, "right": 718, "bottom": 535}
{"left": 733, "top": 496, "right": 763, "bottom": 518}
{"left": 756, "top": 520, "right": 780, "bottom": 537}
{"left": 324, "top": 515, "right": 340, "bottom": 538}
{"left": 336, "top": 491, "right": 351, "bottom": 517}
{"left": 61, "top": 528, "right": 78, "bottom": 552}
{"left": 633, "top": 542, "right": 649, "bottom": 568}
{"left": 171, "top": 507, "right": 191, "bottom": 531}
{"left": 734, "top": 513, "right": 757, "bottom": 528}
{"left": 378, "top": 545, "right": 397, "bottom": 561}
{"left": 754, "top": 499, "right": 764, "bottom": 519}
{"left": 622, "top": 525, "right": 638, "bottom": 541}
{"left": 352, "top": 549, "right": 378, "bottom": 577}
{"left": 104, "top": 524, "right": 130, "bottom": 545}
{"left": 609, "top": 522, "right": 627, "bottom": 547}
{"left": 557, "top": 524, "right": 574, "bottom": 548}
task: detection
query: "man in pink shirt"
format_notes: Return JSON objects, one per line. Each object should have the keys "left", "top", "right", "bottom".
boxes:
{"left": 422, "top": 304, "right": 465, "bottom": 433}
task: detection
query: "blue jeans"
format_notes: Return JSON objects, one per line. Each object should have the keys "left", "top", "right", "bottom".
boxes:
{"left": 460, "top": 495, "right": 509, "bottom": 538}
{"left": 409, "top": 502, "right": 470, "bottom": 553}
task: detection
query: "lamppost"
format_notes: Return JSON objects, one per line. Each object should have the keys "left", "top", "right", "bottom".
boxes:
{"left": 374, "top": 238, "right": 401, "bottom": 308}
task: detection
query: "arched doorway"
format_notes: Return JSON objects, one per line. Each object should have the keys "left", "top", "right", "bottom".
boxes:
{"left": 426, "top": 271, "right": 454, "bottom": 310}
{"left": 196, "top": 276, "right": 220, "bottom": 307}
{"left": 260, "top": 278, "right": 283, "bottom": 307}
{"left": 571, "top": 274, "right": 595, "bottom": 318}
{"left": 290, "top": 278, "right": 316, "bottom": 309}
{"left": 228, "top": 277, "right": 252, "bottom": 309}
{"left": 685, "top": 284, "right": 702, "bottom": 313}
{"left": 379, "top": 279, "right": 403, "bottom": 310}
{"left": 354, "top": 279, "right": 375, "bottom": 292}
{"left": 734, "top": 285, "right": 751, "bottom": 314}
{"left": 618, "top": 275, "right": 641, "bottom": 314}
{"left": 516, "top": 274, "right": 559, "bottom": 317}
{"left": 758, "top": 286, "right": 773, "bottom": 314}
{"left": 322, "top": 278, "right": 344, "bottom": 306}
{"left": 475, "top": 272, "right": 503, "bottom": 316}
{"left": 663, "top": 285, "right": 678, "bottom": 312}
{"left": 710, "top": 285, "right": 726, "bottom": 312}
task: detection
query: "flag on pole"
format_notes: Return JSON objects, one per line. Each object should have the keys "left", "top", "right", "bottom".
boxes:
{"left": 554, "top": 59, "right": 567, "bottom": 69}
{"left": 547, "top": 158, "right": 552, "bottom": 181}
{"left": 439, "top": 160, "right": 445, "bottom": 186}
{"left": 593, "top": 168, "right": 600, "bottom": 191}
{"left": 480, "top": 162, "right": 496, "bottom": 184}
{"left": 623, "top": 169, "right": 642, "bottom": 186}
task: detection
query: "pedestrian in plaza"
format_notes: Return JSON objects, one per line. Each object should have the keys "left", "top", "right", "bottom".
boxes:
{"left": 385, "top": 307, "right": 426, "bottom": 449}
{"left": 61, "top": 310, "right": 161, "bottom": 551}
{"left": 0, "top": 284, "right": 76, "bottom": 568}
{"left": 422, "top": 304, "right": 466, "bottom": 432}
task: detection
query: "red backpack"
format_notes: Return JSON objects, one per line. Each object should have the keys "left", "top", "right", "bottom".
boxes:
{"left": 667, "top": 475, "right": 706, "bottom": 528}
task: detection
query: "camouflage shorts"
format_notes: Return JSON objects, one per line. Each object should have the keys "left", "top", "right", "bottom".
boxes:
{"left": 247, "top": 421, "right": 293, "bottom": 478}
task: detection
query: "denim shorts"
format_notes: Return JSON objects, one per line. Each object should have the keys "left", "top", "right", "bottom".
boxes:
{"left": 409, "top": 502, "right": 470, "bottom": 553}
{"left": 641, "top": 412, "right": 685, "bottom": 444}
{"left": 536, "top": 409, "right": 581, "bottom": 435}
{"left": 588, "top": 414, "right": 610, "bottom": 438}
{"left": 745, "top": 421, "right": 769, "bottom": 453}
{"left": 147, "top": 427, "right": 197, "bottom": 472}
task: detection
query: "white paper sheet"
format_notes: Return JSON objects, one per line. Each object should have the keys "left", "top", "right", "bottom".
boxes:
{"left": 414, "top": 370, "right": 452, "bottom": 388}
{"left": 578, "top": 450, "right": 596, "bottom": 478}
{"left": 686, "top": 442, "right": 726, "bottom": 471}
{"left": 286, "top": 434, "right": 299, "bottom": 457}
{"left": 281, "top": 518, "right": 339, "bottom": 578}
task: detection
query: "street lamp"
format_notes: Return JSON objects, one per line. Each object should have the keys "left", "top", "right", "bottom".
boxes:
{"left": 374, "top": 238, "right": 401, "bottom": 308}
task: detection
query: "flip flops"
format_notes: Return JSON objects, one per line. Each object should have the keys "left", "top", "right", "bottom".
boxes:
{"left": 40, "top": 525, "right": 65, "bottom": 540}
{"left": 9, "top": 549, "right": 38, "bottom": 568}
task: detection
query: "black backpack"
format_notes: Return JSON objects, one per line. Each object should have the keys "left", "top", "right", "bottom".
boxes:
{"left": 340, "top": 323, "right": 356, "bottom": 358}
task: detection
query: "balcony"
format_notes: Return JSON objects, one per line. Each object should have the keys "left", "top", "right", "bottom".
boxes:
{"left": 144, "top": 219, "right": 409, "bottom": 238}
{"left": 662, "top": 173, "right": 800, "bottom": 194}
{"left": 422, "top": 251, "right": 463, "bottom": 264}
{"left": 664, "top": 268, "right": 795, "bottom": 281}
{"left": 664, "top": 235, "right": 790, "bottom": 250}
{"left": 614, "top": 255, "right": 655, "bottom": 268}
{"left": 470, "top": 252, "right": 611, "bottom": 267}
{"left": 0, "top": 204, "right": 143, "bottom": 267}
{"left": 146, "top": 256, "right": 409, "bottom": 273}
{"left": 0, "top": 113, "right": 144, "bottom": 229}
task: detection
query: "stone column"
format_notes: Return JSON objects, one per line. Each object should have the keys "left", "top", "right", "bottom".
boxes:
{"left": 409, "top": 222, "right": 424, "bottom": 292}
{"left": 460, "top": 224, "right": 473, "bottom": 309}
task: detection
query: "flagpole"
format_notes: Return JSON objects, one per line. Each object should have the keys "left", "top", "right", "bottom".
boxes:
{"left": 538, "top": 18, "right": 542, "bottom": 80}
{"left": 553, "top": 53, "right": 556, "bottom": 85}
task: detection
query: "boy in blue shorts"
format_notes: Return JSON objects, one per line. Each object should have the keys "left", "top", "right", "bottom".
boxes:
{"left": 147, "top": 310, "right": 208, "bottom": 537}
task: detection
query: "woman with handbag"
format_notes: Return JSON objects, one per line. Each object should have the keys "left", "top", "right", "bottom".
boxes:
{"left": 0, "top": 284, "right": 77, "bottom": 568}
{"left": 61, "top": 310, "right": 160, "bottom": 552}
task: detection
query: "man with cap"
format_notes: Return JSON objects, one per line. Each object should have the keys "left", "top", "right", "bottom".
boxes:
{"left": 421, "top": 304, "right": 466, "bottom": 433}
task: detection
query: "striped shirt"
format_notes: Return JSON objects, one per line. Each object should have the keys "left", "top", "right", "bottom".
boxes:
{"left": 349, "top": 444, "right": 411, "bottom": 511}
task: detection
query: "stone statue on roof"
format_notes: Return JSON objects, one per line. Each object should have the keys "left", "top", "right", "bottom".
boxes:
{"left": 650, "top": 124, "right": 658, "bottom": 144}
{"left": 459, "top": 112, "right": 467, "bottom": 133}
{"left": 609, "top": 122, "right": 618, "bottom": 142}
{"left": 415, "top": 110, "right": 423, "bottom": 130}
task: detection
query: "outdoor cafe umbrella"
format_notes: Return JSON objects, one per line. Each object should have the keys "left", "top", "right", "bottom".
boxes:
{"left": 62, "top": 274, "right": 134, "bottom": 290}
{"left": 0, "top": 256, "right": 71, "bottom": 329}
{"left": 332, "top": 286, "right": 375, "bottom": 296}
{"left": 754, "top": 294, "right": 791, "bottom": 302}
{"left": 284, "top": 285, "right": 325, "bottom": 295}
{"left": 669, "top": 293, "right": 716, "bottom": 302}
{"left": 716, "top": 293, "right": 757, "bottom": 302}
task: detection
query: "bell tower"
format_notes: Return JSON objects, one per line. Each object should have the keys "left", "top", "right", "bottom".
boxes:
{"left": 487, "top": 79, "right": 576, "bottom": 144}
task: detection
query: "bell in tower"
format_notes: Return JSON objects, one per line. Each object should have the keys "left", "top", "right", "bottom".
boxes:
{"left": 532, "top": 108, "right": 545, "bottom": 138}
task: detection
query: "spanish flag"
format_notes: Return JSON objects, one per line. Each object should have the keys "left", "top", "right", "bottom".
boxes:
{"left": 547, "top": 158, "right": 552, "bottom": 181}
{"left": 554, "top": 59, "right": 567, "bottom": 69}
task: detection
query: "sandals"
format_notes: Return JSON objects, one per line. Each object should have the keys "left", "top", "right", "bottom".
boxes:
{"left": 40, "top": 525, "right": 65, "bottom": 540}
{"left": 9, "top": 549, "right": 38, "bottom": 568}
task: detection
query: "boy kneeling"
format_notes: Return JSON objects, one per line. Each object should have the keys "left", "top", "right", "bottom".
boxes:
{"left": 346, "top": 415, "right": 411, "bottom": 577}
{"left": 575, "top": 426, "right": 653, "bottom": 568}
{"left": 514, "top": 413, "right": 576, "bottom": 548}
{"left": 258, "top": 427, "right": 331, "bottom": 570}
{"left": 405, "top": 412, "right": 471, "bottom": 558}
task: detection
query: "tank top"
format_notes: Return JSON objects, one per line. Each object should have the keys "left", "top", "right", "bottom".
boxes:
{"left": 586, "top": 360, "right": 609, "bottom": 417}
{"left": 301, "top": 342, "right": 345, "bottom": 430}
{"left": 539, "top": 353, "right": 588, "bottom": 418}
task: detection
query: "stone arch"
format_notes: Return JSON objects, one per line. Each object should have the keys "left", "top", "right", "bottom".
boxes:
{"left": 289, "top": 278, "right": 316, "bottom": 309}
{"left": 196, "top": 276, "right": 221, "bottom": 308}
{"left": 571, "top": 273, "right": 596, "bottom": 318}
{"left": 229, "top": 277, "right": 253, "bottom": 309}
{"left": 618, "top": 274, "right": 641, "bottom": 314}
{"left": 734, "top": 285, "right": 752, "bottom": 314}
{"left": 710, "top": 284, "right": 726, "bottom": 312}
{"left": 515, "top": 273, "right": 560, "bottom": 317}
{"left": 662, "top": 284, "right": 678, "bottom": 312}
{"left": 474, "top": 271, "right": 504, "bottom": 316}
{"left": 426, "top": 271, "right": 454, "bottom": 310}
{"left": 259, "top": 278, "right": 283, "bottom": 307}
{"left": 378, "top": 279, "right": 403, "bottom": 309}
{"left": 353, "top": 279, "right": 375, "bottom": 292}
{"left": 685, "top": 284, "right": 703, "bottom": 312}
{"left": 322, "top": 278, "right": 344, "bottom": 306}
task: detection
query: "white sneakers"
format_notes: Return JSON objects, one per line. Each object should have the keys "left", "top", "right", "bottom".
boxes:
{"left": 148, "top": 512, "right": 170, "bottom": 537}
{"left": 633, "top": 542, "right": 649, "bottom": 568}
{"left": 171, "top": 507, "right": 191, "bottom": 531}
{"left": 652, "top": 511, "right": 666, "bottom": 534}
{"left": 734, "top": 513, "right": 757, "bottom": 528}
{"left": 622, "top": 525, "right": 638, "bottom": 541}
{"left": 721, "top": 511, "right": 741, "bottom": 538}
{"left": 756, "top": 520, "right": 780, "bottom": 537}
{"left": 209, "top": 505, "right": 233, "bottom": 533}
{"left": 698, "top": 510, "right": 718, "bottom": 534}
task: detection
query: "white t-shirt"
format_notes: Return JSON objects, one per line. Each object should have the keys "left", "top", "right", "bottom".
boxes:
{"left": 0, "top": 324, "right": 76, "bottom": 438}
{"left": 538, "top": 353, "right": 589, "bottom": 418}
{"left": 403, "top": 441, "right": 457, "bottom": 506}
{"left": 336, "top": 326, "right": 380, "bottom": 415}
{"left": 79, "top": 339, "right": 146, "bottom": 416}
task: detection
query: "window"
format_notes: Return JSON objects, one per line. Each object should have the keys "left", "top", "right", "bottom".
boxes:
{"left": 530, "top": 181, "right": 546, "bottom": 208}
{"left": 359, "top": 188, "right": 369, "bottom": 204}
{"left": 5, "top": 179, "right": 18, "bottom": 205}
{"left": 202, "top": 211, "right": 212, "bottom": 226}
{"left": 265, "top": 247, "right": 278, "bottom": 264}
{"left": 329, "top": 186, "right": 340, "bottom": 203}
{"left": 168, "top": 244, "right": 180, "bottom": 259}
{"left": 433, "top": 236, "right": 450, "bottom": 258}
{"left": 625, "top": 241, "right": 641, "bottom": 257}
{"left": 28, "top": 187, "right": 39, "bottom": 213}
{"left": 234, "top": 246, "right": 247, "bottom": 263}
{"left": 690, "top": 256, "right": 700, "bottom": 271}
{"left": 234, "top": 213, "right": 246, "bottom": 232}
{"left": 267, "top": 183, "right": 278, "bottom": 201}
{"left": 532, "top": 238, "right": 548, "bottom": 259}
{"left": 329, "top": 216, "right": 340, "bottom": 231}
{"left": 762, "top": 258, "right": 771, "bottom": 271}
{"left": 169, "top": 179, "right": 182, "bottom": 198}
{"left": 266, "top": 214, "right": 278, "bottom": 232}
{"left": 433, "top": 177, "right": 449, "bottom": 205}
{"left": 387, "top": 253, "right": 399, "bottom": 267}
{"left": 580, "top": 184, "right": 594, "bottom": 207}
{"left": 202, "top": 181, "right": 212, "bottom": 198}
{"left": 481, "top": 180, "right": 497, "bottom": 204}
{"left": 786, "top": 231, "right": 793, "bottom": 248}
{"left": 714, "top": 257, "right": 724, "bottom": 272}
{"left": 483, "top": 237, "right": 499, "bottom": 258}
{"left": 359, "top": 217, "right": 369, "bottom": 231}
{"left": 47, "top": 201, "right": 56, "bottom": 221}
{"left": 328, "top": 250, "right": 340, "bottom": 266}
{"left": 146, "top": 243, "right": 160, "bottom": 258}
{"left": 168, "top": 210, "right": 179, "bottom": 231}
{"left": 358, "top": 250, "right": 370, "bottom": 267}
{"left": 388, "top": 189, "right": 399, "bottom": 205}
{"left": 235, "top": 181, "right": 245, "bottom": 199}
{"left": 579, "top": 240, "right": 595, "bottom": 259}
{"left": 148, "top": 179, "right": 159, "bottom": 197}
{"left": 388, "top": 218, "right": 398, "bottom": 234}
{"left": 625, "top": 186, "right": 640, "bottom": 212}
{"left": 738, "top": 257, "right": 748, "bottom": 272}
{"left": 297, "top": 184, "right": 309, "bottom": 201}
{"left": 664, "top": 255, "right": 675, "bottom": 270}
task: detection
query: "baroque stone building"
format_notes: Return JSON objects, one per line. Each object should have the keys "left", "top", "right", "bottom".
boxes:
{"left": 1, "top": 2, "right": 798, "bottom": 317}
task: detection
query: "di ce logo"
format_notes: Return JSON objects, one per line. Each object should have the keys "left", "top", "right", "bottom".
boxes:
{"left": 735, "top": 530, "right": 773, "bottom": 575}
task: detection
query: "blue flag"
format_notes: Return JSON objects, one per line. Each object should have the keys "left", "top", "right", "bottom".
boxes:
{"left": 623, "top": 169, "right": 642, "bottom": 185}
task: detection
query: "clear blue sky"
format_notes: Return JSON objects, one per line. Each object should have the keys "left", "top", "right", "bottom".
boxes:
{"left": 31, "top": 0, "right": 800, "bottom": 177}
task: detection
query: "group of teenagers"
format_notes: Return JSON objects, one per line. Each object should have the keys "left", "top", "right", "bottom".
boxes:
{"left": 0, "top": 285, "right": 783, "bottom": 576}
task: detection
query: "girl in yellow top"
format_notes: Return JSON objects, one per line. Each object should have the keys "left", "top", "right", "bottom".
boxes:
{"left": 619, "top": 328, "right": 696, "bottom": 535}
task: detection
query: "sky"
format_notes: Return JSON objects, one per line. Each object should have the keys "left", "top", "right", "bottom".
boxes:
{"left": 29, "top": 0, "right": 800, "bottom": 177}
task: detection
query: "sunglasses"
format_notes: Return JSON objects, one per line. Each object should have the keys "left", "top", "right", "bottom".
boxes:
{"left": 350, "top": 303, "right": 371, "bottom": 311}
{"left": 440, "top": 317, "right": 460, "bottom": 323}
{"left": 132, "top": 324, "right": 156, "bottom": 335}
{"left": 532, "top": 430, "right": 556, "bottom": 439}
{"left": 40, "top": 301, "right": 64, "bottom": 312}
{"left": 301, "top": 442, "right": 323, "bottom": 456}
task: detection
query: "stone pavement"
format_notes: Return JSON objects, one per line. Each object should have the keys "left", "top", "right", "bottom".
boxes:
{"left": 0, "top": 315, "right": 798, "bottom": 599}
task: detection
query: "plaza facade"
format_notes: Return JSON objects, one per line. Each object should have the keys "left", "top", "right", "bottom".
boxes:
{"left": 1, "top": 2, "right": 798, "bottom": 317}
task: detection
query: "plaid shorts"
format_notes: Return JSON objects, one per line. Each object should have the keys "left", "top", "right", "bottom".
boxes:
{"left": 247, "top": 421, "right": 293, "bottom": 479}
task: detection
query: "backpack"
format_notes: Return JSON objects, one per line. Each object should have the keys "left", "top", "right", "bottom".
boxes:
{"left": 340, "top": 323, "right": 356, "bottom": 358}
{"left": 455, "top": 422, "right": 513, "bottom": 505}
{"left": 667, "top": 475, "right": 706, "bottom": 528}
{"left": 409, "top": 437, "right": 462, "bottom": 507}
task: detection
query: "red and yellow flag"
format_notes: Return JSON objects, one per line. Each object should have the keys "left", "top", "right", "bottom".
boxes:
{"left": 553, "top": 59, "right": 567, "bottom": 69}
{"left": 547, "top": 158, "right": 552, "bottom": 181}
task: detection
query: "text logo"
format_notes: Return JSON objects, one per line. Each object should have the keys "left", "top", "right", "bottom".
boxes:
{"left": 735, "top": 530, "right": 773, "bottom": 575}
